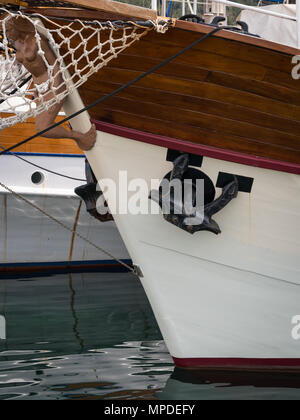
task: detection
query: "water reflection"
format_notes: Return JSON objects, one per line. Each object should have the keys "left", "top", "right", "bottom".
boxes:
{"left": 159, "top": 368, "right": 300, "bottom": 400}
{"left": 1, "top": 272, "right": 300, "bottom": 400}
{"left": 0, "top": 343, "right": 173, "bottom": 400}
{"left": 68, "top": 273, "right": 84, "bottom": 352}
{"left": 0, "top": 272, "right": 173, "bottom": 400}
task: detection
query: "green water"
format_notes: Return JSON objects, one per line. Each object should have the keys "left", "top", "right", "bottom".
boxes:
{"left": 0, "top": 272, "right": 300, "bottom": 400}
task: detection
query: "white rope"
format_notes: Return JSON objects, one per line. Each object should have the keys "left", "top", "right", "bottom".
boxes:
{"left": 0, "top": 9, "right": 170, "bottom": 129}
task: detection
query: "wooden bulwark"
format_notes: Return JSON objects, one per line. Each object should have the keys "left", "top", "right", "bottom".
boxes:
{"left": 5, "top": 8, "right": 300, "bottom": 166}
{"left": 72, "top": 22, "right": 300, "bottom": 166}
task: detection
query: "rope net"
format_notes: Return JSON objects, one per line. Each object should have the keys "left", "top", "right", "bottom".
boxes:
{"left": 0, "top": 9, "right": 170, "bottom": 130}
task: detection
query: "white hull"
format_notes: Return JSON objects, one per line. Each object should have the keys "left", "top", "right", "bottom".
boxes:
{"left": 0, "top": 153, "right": 129, "bottom": 271}
{"left": 87, "top": 129, "right": 300, "bottom": 369}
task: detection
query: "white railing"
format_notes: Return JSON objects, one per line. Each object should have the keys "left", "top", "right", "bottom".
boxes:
{"left": 152, "top": 0, "right": 300, "bottom": 48}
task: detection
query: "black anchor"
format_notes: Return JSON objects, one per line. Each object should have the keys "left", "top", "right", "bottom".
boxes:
{"left": 150, "top": 154, "right": 239, "bottom": 235}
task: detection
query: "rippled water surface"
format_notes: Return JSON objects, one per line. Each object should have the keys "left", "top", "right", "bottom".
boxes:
{"left": 0, "top": 272, "right": 300, "bottom": 400}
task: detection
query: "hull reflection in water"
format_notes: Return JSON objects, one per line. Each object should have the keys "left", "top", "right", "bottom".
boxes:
{"left": 159, "top": 369, "right": 300, "bottom": 400}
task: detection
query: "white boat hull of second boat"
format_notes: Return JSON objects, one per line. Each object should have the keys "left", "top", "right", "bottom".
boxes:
{"left": 0, "top": 153, "right": 130, "bottom": 272}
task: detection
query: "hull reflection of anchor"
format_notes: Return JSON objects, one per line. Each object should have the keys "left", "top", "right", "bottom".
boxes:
{"left": 150, "top": 154, "right": 239, "bottom": 235}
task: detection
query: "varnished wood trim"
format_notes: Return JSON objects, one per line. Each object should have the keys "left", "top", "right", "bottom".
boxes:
{"left": 144, "top": 29, "right": 294, "bottom": 73}
{"left": 85, "top": 91, "right": 300, "bottom": 150}
{"left": 92, "top": 119, "right": 300, "bottom": 175}
{"left": 175, "top": 20, "right": 300, "bottom": 55}
{"left": 24, "top": 5, "right": 299, "bottom": 56}
{"left": 25, "top": 7, "right": 132, "bottom": 22}
{"left": 0, "top": 114, "right": 82, "bottom": 155}
{"left": 86, "top": 67, "right": 300, "bottom": 121}
{"left": 91, "top": 108, "right": 300, "bottom": 163}
{"left": 46, "top": 0, "right": 157, "bottom": 20}
{"left": 83, "top": 80, "right": 300, "bottom": 136}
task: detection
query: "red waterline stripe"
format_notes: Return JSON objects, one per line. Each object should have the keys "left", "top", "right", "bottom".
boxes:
{"left": 173, "top": 357, "right": 300, "bottom": 370}
{"left": 92, "top": 120, "right": 300, "bottom": 175}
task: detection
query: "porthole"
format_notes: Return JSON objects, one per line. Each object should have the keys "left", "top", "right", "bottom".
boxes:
{"left": 31, "top": 171, "right": 45, "bottom": 185}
